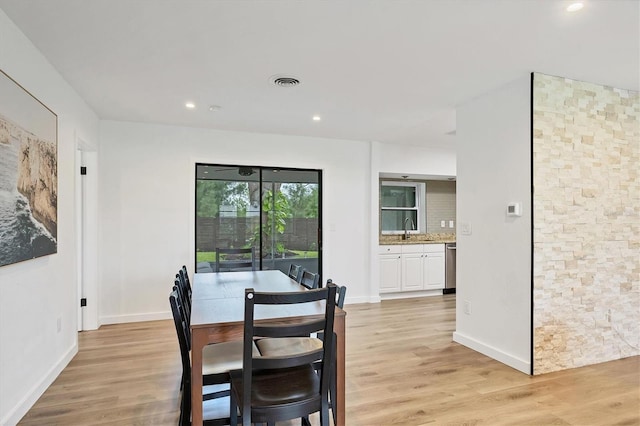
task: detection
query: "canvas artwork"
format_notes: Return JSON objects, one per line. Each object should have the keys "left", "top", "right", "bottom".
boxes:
{"left": 0, "top": 70, "right": 57, "bottom": 267}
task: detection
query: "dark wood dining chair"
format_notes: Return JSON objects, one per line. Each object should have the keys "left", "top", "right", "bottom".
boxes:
{"left": 215, "top": 247, "right": 256, "bottom": 272}
{"left": 298, "top": 269, "right": 320, "bottom": 289}
{"left": 229, "top": 284, "right": 338, "bottom": 426}
{"left": 170, "top": 288, "right": 259, "bottom": 426}
{"left": 288, "top": 263, "right": 303, "bottom": 282}
{"left": 256, "top": 279, "right": 347, "bottom": 426}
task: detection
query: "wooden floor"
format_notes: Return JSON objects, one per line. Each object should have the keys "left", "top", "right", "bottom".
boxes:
{"left": 19, "top": 295, "right": 639, "bottom": 425}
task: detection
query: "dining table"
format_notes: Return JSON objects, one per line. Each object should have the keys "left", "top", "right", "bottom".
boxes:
{"left": 190, "top": 270, "right": 346, "bottom": 426}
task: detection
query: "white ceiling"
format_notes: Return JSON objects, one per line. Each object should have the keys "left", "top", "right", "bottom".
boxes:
{"left": 1, "top": 0, "right": 638, "bottom": 149}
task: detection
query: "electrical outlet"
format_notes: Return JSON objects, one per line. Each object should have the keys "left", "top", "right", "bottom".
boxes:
{"left": 463, "top": 300, "right": 471, "bottom": 315}
{"left": 449, "top": 220, "right": 454, "bottom": 228}
{"left": 57, "top": 317, "right": 62, "bottom": 333}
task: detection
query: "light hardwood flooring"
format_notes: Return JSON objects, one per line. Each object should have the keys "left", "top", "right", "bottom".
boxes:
{"left": 19, "top": 295, "right": 639, "bottom": 425}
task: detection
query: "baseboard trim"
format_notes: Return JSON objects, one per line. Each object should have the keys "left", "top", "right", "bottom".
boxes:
{"left": 100, "top": 311, "right": 172, "bottom": 325}
{"left": 380, "top": 289, "right": 444, "bottom": 301}
{"left": 331, "top": 295, "right": 380, "bottom": 305}
{"left": 453, "top": 331, "right": 530, "bottom": 374}
{"left": 367, "top": 295, "right": 382, "bottom": 303}
{"left": 2, "top": 343, "right": 78, "bottom": 426}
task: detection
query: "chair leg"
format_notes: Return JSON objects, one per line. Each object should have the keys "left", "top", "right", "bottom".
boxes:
{"left": 180, "top": 378, "right": 191, "bottom": 426}
{"left": 320, "top": 402, "right": 330, "bottom": 426}
{"left": 302, "top": 417, "right": 312, "bottom": 426}
{"left": 178, "top": 390, "right": 185, "bottom": 426}
{"left": 330, "top": 360, "right": 338, "bottom": 426}
{"left": 229, "top": 391, "right": 238, "bottom": 426}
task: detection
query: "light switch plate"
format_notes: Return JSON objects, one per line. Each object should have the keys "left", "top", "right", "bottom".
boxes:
{"left": 461, "top": 221, "right": 472, "bottom": 235}
{"left": 449, "top": 220, "right": 454, "bottom": 228}
{"left": 440, "top": 220, "right": 446, "bottom": 228}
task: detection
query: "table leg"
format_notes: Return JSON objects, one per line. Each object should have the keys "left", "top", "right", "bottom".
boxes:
{"left": 191, "top": 330, "right": 205, "bottom": 426}
{"left": 335, "top": 313, "right": 346, "bottom": 426}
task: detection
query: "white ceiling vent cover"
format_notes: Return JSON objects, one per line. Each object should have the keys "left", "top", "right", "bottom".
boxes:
{"left": 270, "top": 75, "right": 301, "bottom": 87}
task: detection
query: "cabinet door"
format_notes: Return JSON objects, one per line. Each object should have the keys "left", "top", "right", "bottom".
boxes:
{"left": 402, "top": 252, "right": 424, "bottom": 291}
{"left": 424, "top": 251, "right": 445, "bottom": 290}
{"left": 379, "top": 254, "right": 402, "bottom": 293}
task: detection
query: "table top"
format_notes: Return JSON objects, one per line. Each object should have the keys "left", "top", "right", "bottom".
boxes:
{"left": 191, "top": 270, "right": 337, "bottom": 329}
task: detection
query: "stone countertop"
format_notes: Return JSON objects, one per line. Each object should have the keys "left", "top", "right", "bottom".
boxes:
{"left": 379, "top": 233, "right": 456, "bottom": 245}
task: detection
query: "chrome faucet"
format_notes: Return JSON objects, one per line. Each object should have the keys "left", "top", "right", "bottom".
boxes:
{"left": 403, "top": 217, "right": 415, "bottom": 240}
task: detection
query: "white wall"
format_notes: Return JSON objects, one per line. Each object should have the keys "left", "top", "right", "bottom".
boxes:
{"left": 453, "top": 76, "right": 532, "bottom": 374}
{"left": 375, "top": 142, "right": 456, "bottom": 177}
{"left": 98, "top": 121, "right": 373, "bottom": 323}
{"left": 0, "top": 9, "right": 99, "bottom": 425}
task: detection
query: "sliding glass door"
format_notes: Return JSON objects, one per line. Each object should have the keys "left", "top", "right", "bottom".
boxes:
{"left": 260, "top": 168, "right": 321, "bottom": 274}
{"left": 195, "top": 164, "right": 321, "bottom": 277}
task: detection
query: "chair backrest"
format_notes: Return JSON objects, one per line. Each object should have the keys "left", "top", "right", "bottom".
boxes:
{"left": 180, "top": 265, "right": 192, "bottom": 297}
{"left": 241, "top": 284, "right": 337, "bottom": 419}
{"left": 287, "top": 263, "right": 302, "bottom": 281}
{"left": 170, "top": 289, "right": 192, "bottom": 382}
{"left": 326, "top": 279, "right": 347, "bottom": 308}
{"left": 215, "top": 247, "right": 256, "bottom": 272}
{"left": 298, "top": 269, "right": 320, "bottom": 289}
{"left": 175, "top": 274, "right": 192, "bottom": 318}
{"left": 173, "top": 275, "right": 191, "bottom": 326}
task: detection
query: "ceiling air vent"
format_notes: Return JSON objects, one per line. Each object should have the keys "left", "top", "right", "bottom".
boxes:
{"left": 270, "top": 75, "right": 301, "bottom": 87}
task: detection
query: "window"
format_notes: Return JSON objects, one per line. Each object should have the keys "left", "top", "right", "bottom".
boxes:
{"left": 380, "top": 181, "right": 425, "bottom": 234}
{"left": 195, "top": 164, "right": 322, "bottom": 276}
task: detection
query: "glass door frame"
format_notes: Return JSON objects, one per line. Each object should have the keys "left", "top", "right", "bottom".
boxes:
{"left": 194, "top": 163, "right": 322, "bottom": 279}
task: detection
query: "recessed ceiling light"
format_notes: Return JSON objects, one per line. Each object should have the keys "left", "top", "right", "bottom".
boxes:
{"left": 566, "top": 2, "right": 584, "bottom": 12}
{"left": 185, "top": 102, "right": 196, "bottom": 109}
{"left": 209, "top": 105, "right": 221, "bottom": 112}
{"left": 312, "top": 115, "right": 321, "bottom": 121}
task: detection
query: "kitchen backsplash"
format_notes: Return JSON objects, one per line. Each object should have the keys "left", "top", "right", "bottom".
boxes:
{"left": 425, "top": 180, "right": 456, "bottom": 233}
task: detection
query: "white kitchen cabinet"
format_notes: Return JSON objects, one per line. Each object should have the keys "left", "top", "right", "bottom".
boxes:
{"left": 379, "top": 243, "right": 445, "bottom": 293}
{"left": 423, "top": 245, "right": 445, "bottom": 290}
{"left": 401, "top": 246, "right": 424, "bottom": 291}
{"left": 379, "top": 245, "right": 402, "bottom": 293}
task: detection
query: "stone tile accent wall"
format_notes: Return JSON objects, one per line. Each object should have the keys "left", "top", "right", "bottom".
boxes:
{"left": 532, "top": 73, "right": 639, "bottom": 374}
{"left": 426, "top": 180, "right": 457, "bottom": 233}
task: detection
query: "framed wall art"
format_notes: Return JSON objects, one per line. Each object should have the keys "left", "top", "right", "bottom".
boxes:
{"left": 0, "top": 69, "right": 57, "bottom": 267}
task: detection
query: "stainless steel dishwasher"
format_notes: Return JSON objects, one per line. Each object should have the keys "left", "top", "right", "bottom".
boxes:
{"left": 444, "top": 243, "right": 456, "bottom": 294}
